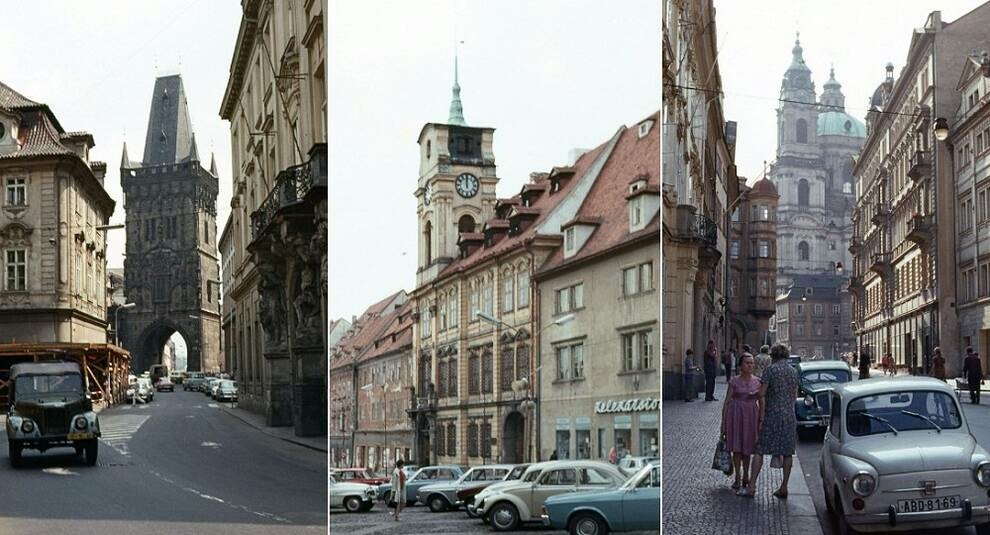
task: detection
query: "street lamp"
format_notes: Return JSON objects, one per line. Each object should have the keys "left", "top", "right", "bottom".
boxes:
{"left": 114, "top": 302, "right": 136, "bottom": 346}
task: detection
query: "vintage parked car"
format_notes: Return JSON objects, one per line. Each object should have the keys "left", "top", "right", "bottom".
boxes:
{"left": 378, "top": 465, "right": 464, "bottom": 506}
{"left": 127, "top": 377, "right": 154, "bottom": 403}
{"left": 183, "top": 372, "right": 205, "bottom": 392}
{"left": 460, "top": 464, "right": 531, "bottom": 517}
{"left": 155, "top": 377, "right": 174, "bottom": 392}
{"left": 475, "top": 460, "right": 628, "bottom": 531}
{"left": 206, "top": 378, "right": 222, "bottom": 398}
{"left": 542, "top": 461, "right": 660, "bottom": 535}
{"left": 6, "top": 362, "right": 101, "bottom": 467}
{"left": 821, "top": 377, "right": 990, "bottom": 534}
{"left": 795, "top": 360, "right": 853, "bottom": 440}
{"left": 329, "top": 467, "right": 389, "bottom": 486}
{"left": 329, "top": 473, "right": 376, "bottom": 512}
{"left": 616, "top": 455, "right": 660, "bottom": 476}
{"left": 418, "top": 464, "right": 514, "bottom": 512}
{"left": 215, "top": 380, "right": 238, "bottom": 402}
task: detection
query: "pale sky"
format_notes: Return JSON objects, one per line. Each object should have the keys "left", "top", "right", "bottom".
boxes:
{"left": 0, "top": 1, "right": 241, "bottom": 271}
{"left": 328, "top": 0, "right": 661, "bottom": 321}
{"left": 714, "top": 0, "right": 986, "bottom": 182}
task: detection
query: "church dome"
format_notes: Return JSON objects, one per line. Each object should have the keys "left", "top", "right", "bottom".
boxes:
{"left": 750, "top": 177, "right": 778, "bottom": 196}
{"left": 818, "top": 110, "right": 866, "bottom": 138}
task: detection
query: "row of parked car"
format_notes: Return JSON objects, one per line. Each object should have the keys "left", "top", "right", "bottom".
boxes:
{"left": 180, "top": 372, "right": 238, "bottom": 402}
{"left": 329, "top": 458, "right": 659, "bottom": 534}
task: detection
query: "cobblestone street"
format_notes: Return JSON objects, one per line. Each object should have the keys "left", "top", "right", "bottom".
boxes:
{"left": 662, "top": 381, "right": 822, "bottom": 535}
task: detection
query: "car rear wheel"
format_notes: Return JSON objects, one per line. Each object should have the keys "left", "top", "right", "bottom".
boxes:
{"left": 569, "top": 512, "right": 610, "bottom": 535}
{"left": 84, "top": 439, "right": 98, "bottom": 466}
{"left": 8, "top": 441, "right": 22, "bottom": 468}
{"left": 490, "top": 502, "right": 520, "bottom": 531}
{"left": 344, "top": 496, "right": 363, "bottom": 513}
{"left": 428, "top": 494, "right": 449, "bottom": 513}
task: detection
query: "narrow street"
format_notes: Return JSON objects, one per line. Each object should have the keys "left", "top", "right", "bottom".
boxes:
{"left": 0, "top": 390, "right": 326, "bottom": 534}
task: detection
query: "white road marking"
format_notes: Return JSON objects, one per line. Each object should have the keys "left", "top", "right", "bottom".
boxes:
{"left": 42, "top": 467, "right": 78, "bottom": 476}
{"left": 98, "top": 414, "right": 150, "bottom": 456}
{"left": 201, "top": 441, "right": 222, "bottom": 448}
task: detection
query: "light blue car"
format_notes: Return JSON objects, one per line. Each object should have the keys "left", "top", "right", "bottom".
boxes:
{"left": 541, "top": 461, "right": 659, "bottom": 535}
{"left": 377, "top": 465, "right": 464, "bottom": 506}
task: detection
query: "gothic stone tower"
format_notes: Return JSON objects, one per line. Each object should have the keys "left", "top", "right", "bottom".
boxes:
{"left": 120, "top": 74, "right": 221, "bottom": 374}
{"left": 415, "top": 58, "right": 498, "bottom": 287}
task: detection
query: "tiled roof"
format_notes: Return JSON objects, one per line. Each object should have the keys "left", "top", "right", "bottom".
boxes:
{"left": 537, "top": 112, "right": 661, "bottom": 275}
{"left": 438, "top": 139, "right": 610, "bottom": 276}
{"left": 330, "top": 290, "right": 408, "bottom": 371}
{"left": 0, "top": 110, "right": 75, "bottom": 161}
{"left": 360, "top": 301, "right": 413, "bottom": 363}
{"left": 0, "top": 80, "right": 40, "bottom": 110}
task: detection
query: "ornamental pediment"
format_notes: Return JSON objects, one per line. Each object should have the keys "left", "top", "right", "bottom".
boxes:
{"left": 0, "top": 222, "right": 33, "bottom": 246}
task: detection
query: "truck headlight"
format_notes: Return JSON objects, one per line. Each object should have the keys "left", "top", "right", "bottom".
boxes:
{"left": 74, "top": 416, "right": 88, "bottom": 430}
{"left": 851, "top": 473, "right": 876, "bottom": 497}
{"left": 804, "top": 395, "right": 815, "bottom": 407}
{"left": 975, "top": 462, "right": 990, "bottom": 487}
{"left": 20, "top": 420, "right": 34, "bottom": 433}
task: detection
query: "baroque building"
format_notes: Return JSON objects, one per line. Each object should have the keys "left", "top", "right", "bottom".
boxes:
{"left": 219, "top": 0, "right": 327, "bottom": 436}
{"left": 775, "top": 274, "right": 853, "bottom": 360}
{"left": 119, "top": 74, "right": 221, "bottom": 375}
{"left": 0, "top": 81, "right": 114, "bottom": 343}
{"left": 661, "top": 0, "right": 737, "bottom": 400}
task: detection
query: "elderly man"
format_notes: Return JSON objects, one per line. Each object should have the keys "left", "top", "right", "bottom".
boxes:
{"left": 963, "top": 347, "right": 984, "bottom": 405}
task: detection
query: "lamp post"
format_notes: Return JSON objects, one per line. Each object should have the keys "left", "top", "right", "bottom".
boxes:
{"left": 114, "top": 302, "right": 136, "bottom": 346}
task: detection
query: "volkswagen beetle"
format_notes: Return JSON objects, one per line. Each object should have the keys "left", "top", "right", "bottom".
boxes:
{"left": 820, "top": 377, "right": 990, "bottom": 534}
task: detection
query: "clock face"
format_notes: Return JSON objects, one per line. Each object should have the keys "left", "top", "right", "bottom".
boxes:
{"left": 455, "top": 173, "right": 479, "bottom": 198}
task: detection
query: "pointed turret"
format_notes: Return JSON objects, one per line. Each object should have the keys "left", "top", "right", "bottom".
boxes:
{"left": 209, "top": 152, "right": 218, "bottom": 176}
{"left": 820, "top": 65, "right": 845, "bottom": 111}
{"left": 142, "top": 74, "right": 195, "bottom": 166}
{"left": 120, "top": 141, "right": 131, "bottom": 169}
{"left": 448, "top": 56, "right": 466, "bottom": 126}
{"left": 781, "top": 32, "right": 815, "bottom": 99}
{"left": 188, "top": 133, "right": 199, "bottom": 162}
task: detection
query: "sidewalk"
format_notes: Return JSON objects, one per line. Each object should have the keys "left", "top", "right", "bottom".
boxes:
{"left": 662, "top": 381, "right": 823, "bottom": 535}
{"left": 215, "top": 403, "right": 327, "bottom": 453}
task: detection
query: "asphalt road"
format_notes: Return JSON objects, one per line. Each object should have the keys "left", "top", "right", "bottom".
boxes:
{"left": 796, "top": 383, "right": 990, "bottom": 535}
{"left": 330, "top": 498, "right": 659, "bottom": 535}
{"left": 0, "top": 389, "right": 327, "bottom": 534}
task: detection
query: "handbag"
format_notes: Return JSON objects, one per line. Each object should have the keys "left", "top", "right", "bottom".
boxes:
{"left": 711, "top": 435, "right": 733, "bottom": 476}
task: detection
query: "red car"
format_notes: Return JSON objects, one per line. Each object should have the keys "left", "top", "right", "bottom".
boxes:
{"left": 330, "top": 468, "right": 389, "bottom": 486}
{"left": 155, "top": 377, "right": 174, "bottom": 392}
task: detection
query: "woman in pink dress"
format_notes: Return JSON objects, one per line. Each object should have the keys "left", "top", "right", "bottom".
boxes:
{"left": 720, "top": 353, "right": 762, "bottom": 494}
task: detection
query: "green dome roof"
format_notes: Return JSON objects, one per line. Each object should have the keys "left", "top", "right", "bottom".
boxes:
{"left": 818, "top": 111, "right": 865, "bottom": 138}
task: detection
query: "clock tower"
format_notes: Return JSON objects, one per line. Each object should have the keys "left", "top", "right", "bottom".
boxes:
{"left": 416, "top": 58, "right": 498, "bottom": 287}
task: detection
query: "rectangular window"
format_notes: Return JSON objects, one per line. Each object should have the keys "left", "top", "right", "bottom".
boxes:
{"left": 759, "top": 205, "right": 770, "bottom": 220}
{"left": 630, "top": 198, "right": 642, "bottom": 226}
{"left": 796, "top": 323, "right": 805, "bottom": 336}
{"left": 469, "top": 288, "right": 479, "bottom": 321}
{"left": 730, "top": 240, "right": 739, "bottom": 259}
{"left": 556, "top": 286, "right": 571, "bottom": 314}
{"left": 758, "top": 240, "right": 770, "bottom": 258}
{"left": 832, "top": 304, "right": 841, "bottom": 315}
{"left": 622, "top": 333, "right": 635, "bottom": 371}
{"left": 833, "top": 324, "right": 840, "bottom": 336}
{"left": 639, "top": 262, "right": 653, "bottom": 291}
{"left": 571, "top": 343, "right": 584, "bottom": 378}
{"left": 980, "top": 191, "right": 986, "bottom": 222}
{"left": 469, "top": 355, "right": 480, "bottom": 394}
{"left": 449, "top": 292, "right": 458, "bottom": 327}
{"left": 87, "top": 261, "right": 94, "bottom": 299}
{"left": 5, "top": 177, "right": 26, "bottom": 206}
{"left": 517, "top": 272, "right": 529, "bottom": 308}
{"left": 759, "top": 279, "right": 769, "bottom": 297}
{"left": 502, "top": 278, "right": 514, "bottom": 312}
{"left": 623, "top": 266, "right": 639, "bottom": 296}
{"left": 640, "top": 331, "right": 654, "bottom": 369}
{"left": 796, "top": 304, "right": 804, "bottom": 315}
{"left": 482, "top": 282, "right": 493, "bottom": 315}
{"left": 555, "top": 282, "right": 584, "bottom": 314}
{"left": 439, "top": 301, "right": 447, "bottom": 331}
{"left": 5, "top": 249, "right": 26, "bottom": 291}
{"left": 814, "top": 304, "right": 823, "bottom": 316}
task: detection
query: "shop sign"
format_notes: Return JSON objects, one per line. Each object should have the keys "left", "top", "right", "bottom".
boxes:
{"left": 640, "top": 413, "right": 659, "bottom": 428}
{"left": 614, "top": 415, "right": 632, "bottom": 429}
{"left": 594, "top": 397, "right": 660, "bottom": 414}
{"left": 556, "top": 417, "right": 571, "bottom": 430}
{"left": 575, "top": 417, "right": 591, "bottom": 429}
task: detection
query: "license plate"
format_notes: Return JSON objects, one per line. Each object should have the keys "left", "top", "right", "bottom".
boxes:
{"left": 67, "top": 432, "right": 93, "bottom": 440}
{"left": 896, "top": 495, "right": 960, "bottom": 513}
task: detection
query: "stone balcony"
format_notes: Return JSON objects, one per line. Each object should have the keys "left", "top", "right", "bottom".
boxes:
{"left": 871, "top": 203, "right": 889, "bottom": 227}
{"left": 848, "top": 236, "right": 861, "bottom": 255}
{"left": 907, "top": 150, "right": 931, "bottom": 181}
{"left": 905, "top": 213, "right": 933, "bottom": 247}
{"left": 870, "top": 252, "right": 892, "bottom": 277}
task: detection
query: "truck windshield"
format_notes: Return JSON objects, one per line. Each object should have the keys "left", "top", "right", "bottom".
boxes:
{"left": 16, "top": 374, "right": 82, "bottom": 395}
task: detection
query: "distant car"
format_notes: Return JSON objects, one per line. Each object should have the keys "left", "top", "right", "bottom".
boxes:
{"left": 378, "top": 465, "right": 464, "bottom": 506}
{"left": 206, "top": 378, "right": 221, "bottom": 398}
{"left": 183, "top": 372, "right": 205, "bottom": 392}
{"left": 542, "top": 461, "right": 660, "bottom": 535}
{"left": 169, "top": 371, "right": 184, "bottom": 385}
{"left": 795, "top": 361, "right": 853, "bottom": 440}
{"left": 476, "top": 460, "right": 628, "bottom": 531}
{"left": 330, "top": 467, "right": 389, "bottom": 486}
{"left": 128, "top": 377, "right": 154, "bottom": 402}
{"left": 617, "top": 455, "right": 660, "bottom": 476}
{"left": 329, "top": 473, "right": 376, "bottom": 513}
{"left": 215, "top": 380, "right": 238, "bottom": 402}
{"left": 418, "top": 464, "right": 514, "bottom": 512}
{"left": 821, "top": 377, "right": 990, "bottom": 534}
{"left": 155, "top": 377, "right": 174, "bottom": 392}
{"left": 787, "top": 355, "right": 803, "bottom": 368}
{"left": 459, "top": 464, "right": 530, "bottom": 517}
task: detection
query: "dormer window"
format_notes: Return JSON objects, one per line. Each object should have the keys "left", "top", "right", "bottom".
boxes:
{"left": 630, "top": 197, "right": 643, "bottom": 226}
{"left": 564, "top": 227, "right": 575, "bottom": 251}
{"left": 638, "top": 120, "right": 654, "bottom": 138}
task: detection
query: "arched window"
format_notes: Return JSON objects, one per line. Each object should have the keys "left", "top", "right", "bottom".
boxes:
{"left": 798, "top": 179, "right": 810, "bottom": 207}
{"left": 458, "top": 215, "right": 476, "bottom": 233}
{"left": 842, "top": 182, "right": 852, "bottom": 194}
{"left": 796, "top": 118, "right": 808, "bottom": 144}
{"left": 798, "top": 241, "right": 810, "bottom": 261}
{"left": 423, "top": 221, "right": 433, "bottom": 264}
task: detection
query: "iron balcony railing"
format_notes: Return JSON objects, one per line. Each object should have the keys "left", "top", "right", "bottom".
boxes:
{"left": 692, "top": 213, "right": 718, "bottom": 248}
{"left": 251, "top": 144, "right": 327, "bottom": 240}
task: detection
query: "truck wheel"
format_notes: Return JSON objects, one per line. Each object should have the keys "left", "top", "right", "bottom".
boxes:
{"left": 8, "top": 441, "right": 22, "bottom": 468}
{"left": 84, "top": 439, "right": 98, "bottom": 466}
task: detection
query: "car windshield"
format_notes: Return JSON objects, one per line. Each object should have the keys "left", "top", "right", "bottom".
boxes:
{"left": 523, "top": 468, "right": 544, "bottom": 482}
{"left": 846, "top": 390, "right": 962, "bottom": 436}
{"left": 220, "top": 380, "right": 236, "bottom": 388}
{"left": 802, "top": 370, "right": 850, "bottom": 384}
{"left": 506, "top": 465, "right": 527, "bottom": 479}
{"left": 16, "top": 374, "right": 83, "bottom": 395}
{"left": 620, "top": 464, "right": 660, "bottom": 490}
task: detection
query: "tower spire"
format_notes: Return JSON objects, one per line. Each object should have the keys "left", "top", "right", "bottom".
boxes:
{"left": 448, "top": 55, "right": 466, "bottom": 126}
{"left": 120, "top": 141, "right": 131, "bottom": 169}
{"left": 209, "top": 152, "right": 218, "bottom": 176}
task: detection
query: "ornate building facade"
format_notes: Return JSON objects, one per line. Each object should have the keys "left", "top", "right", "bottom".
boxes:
{"left": 0, "top": 81, "right": 115, "bottom": 343}
{"left": 119, "top": 74, "right": 221, "bottom": 375}
{"left": 219, "top": 0, "right": 327, "bottom": 436}
{"left": 727, "top": 177, "right": 779, "bottom": 350}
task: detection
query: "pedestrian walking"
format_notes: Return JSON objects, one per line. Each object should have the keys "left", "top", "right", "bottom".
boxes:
{"left": 882, "top": 353, "right": 894, "bottom": 377}
{"left": 738, "top": 345, "right": 752, "bottom": 371}
{"left": 744, "top": 344, "right": 799, "bottom": 499}
{"left": 858, "top": 351, "right": 871, "bottom": 380}
{"left": 963, "top": 347, "right": 984, "bottom": 405}
{"left": 754, "top": 345, "right": 772, "bottom": 379}
{"left": 608, "top": 446, "right": 618, "bottom": 464}
{"left": 703, "top": 340, "right": 719, "bottom": 401}
{"left": 720, "top": 353, "right": 761, "bottom": 495}
{"left": 389, "top": 459, "right": 407, "bottom": 521}
{"left": 684, "top": 349, "right": 699, "bottom": 402}
{"left": 931, "top": 347, "right": 946, "bottom": 381}
{"left": 550, "top": 449, "right": 558, "bottom": 460}
{"left": 722, "top": 349, "right": 734, "bottom": 383}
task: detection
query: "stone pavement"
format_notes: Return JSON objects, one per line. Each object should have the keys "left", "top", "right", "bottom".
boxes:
{"left": 215, "top": 403, "right": 327, "bottom": 453}
{"left": 662, "top": 380, "right": 823, "bottom": 535}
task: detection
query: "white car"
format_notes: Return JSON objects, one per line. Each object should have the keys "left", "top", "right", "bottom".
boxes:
{"left": 329, "top": 473, "right": 376, "bottom": 513}
{"left": 821, "top": 377, "right": 990, "bottom": 534}
{"left": 617, "top": 455, "right": 660, "bottom": 476}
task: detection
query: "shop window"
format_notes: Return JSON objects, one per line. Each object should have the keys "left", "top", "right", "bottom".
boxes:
{"left": 576, "top": 429, "right": 591, "bottom": 459}
{"left": 640, "top": 413, "right": 659, "bottom": 457}
{"left": 613, "top": 419, "right": 632, "bottom": 460}
{"left": 555, "top": 427, "right": 571, "bottom": 460}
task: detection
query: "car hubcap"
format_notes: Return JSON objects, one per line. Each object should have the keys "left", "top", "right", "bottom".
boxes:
{"left": 577, "top": 518, "right": 599, "bottom": 535}
{"left": 494, "top": 508, "right": 513, "bottom": 527}
{"left": 432, "top": 498, "right": 442, "bottom": 510}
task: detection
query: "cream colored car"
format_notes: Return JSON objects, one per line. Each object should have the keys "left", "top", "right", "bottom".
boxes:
{"left": 475, "top": 460, "right": 627, "bottom": 531}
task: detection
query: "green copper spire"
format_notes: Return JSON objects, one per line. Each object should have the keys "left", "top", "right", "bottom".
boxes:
{"left": 448, "top": 55, "right": 466, "bottom": 125}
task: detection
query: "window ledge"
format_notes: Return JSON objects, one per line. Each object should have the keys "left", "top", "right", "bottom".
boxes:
{"left": 552, "top": 376, "right": 586, "bottom": 385}
{"left": 617, "top": 368, "right": 656, "bottom": 377}
{"left": 623, "top": 288, "right": 656, "bottom": 299}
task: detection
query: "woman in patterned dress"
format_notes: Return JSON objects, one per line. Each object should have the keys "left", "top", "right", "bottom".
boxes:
{"left": 720, "top": 353, "right": 761, "bottom": 494}
{"left": 742, "top": 344, "right": 799, "bottom": 498}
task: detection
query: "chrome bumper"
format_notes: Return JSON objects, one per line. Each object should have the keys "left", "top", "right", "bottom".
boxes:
{"left": 541, "top": 514, "right": 551, "bottom": 526}
{"left": 847, "top": 501, "right": 990, "bottom": 531}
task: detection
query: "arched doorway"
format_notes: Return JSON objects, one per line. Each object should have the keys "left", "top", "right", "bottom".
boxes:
{"left": 502, "top": 411, "right": 524, "bottom": 463}
{"left": 135, "top": 320, "right": 195, "bottom": 376}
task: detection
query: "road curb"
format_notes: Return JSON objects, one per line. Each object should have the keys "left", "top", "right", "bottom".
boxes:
{"left": 216, "top": 404, "right": 327, "bottom": 453}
